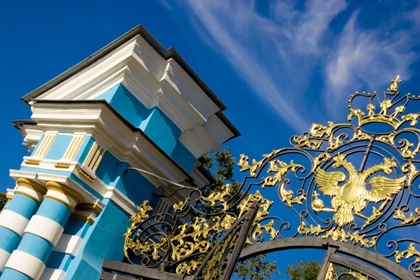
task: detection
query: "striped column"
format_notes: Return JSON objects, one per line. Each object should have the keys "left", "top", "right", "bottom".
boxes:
{"left": 0, "top": 178, "right": 46, "bottom": 274}
{"left": 1, "top": 181, "right": 84, "bottom": 280}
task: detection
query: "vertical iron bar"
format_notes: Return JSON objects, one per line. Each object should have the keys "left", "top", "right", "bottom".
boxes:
{"left": 358, "top": 136, "right": 375, "bottom": 172}
{"left": 222, "top": 204, "right": 259, "bottom": 280}
{"left": 316, "top": 245, "right": 338, "bottom": 280}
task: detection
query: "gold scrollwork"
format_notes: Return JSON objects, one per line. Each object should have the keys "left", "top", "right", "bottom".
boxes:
{"left": 299, "top": 222, "right": 376, "bottom": 248}
{"left": 201, "top": 184, "right": 233, "bottom": 210}
{"left": 395, "top": 243, "right": 420, "bottom": 276}
{"left": 124, "top": 200, "right": 154, "bottom": 259}
{"left": 394, "top": 208, "right": 420, "bottom": 225}
{"left": 293, "top": 134, "right": 323, "bottom": 150}
{"left": 238, "top": 154, "right": 263, "bottom": 177}
{"left": 402, "top": 161, "right": 418, "bottom": 186}
{"left": 348, "top": 271, "right": 368, "bottom": 280}
{"left": 173, "top": 199, "right": 186, "bottom": 212}
{"left": 263, "top": 160, "right": 302, "bottom": 188}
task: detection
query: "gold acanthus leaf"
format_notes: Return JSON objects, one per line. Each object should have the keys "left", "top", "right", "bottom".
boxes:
{"left": 395, "top": 243, "right": 420, "bottom": 276}
{"left": 263, "top": 160, "right": 302, "bottom": 188}
{"left": 394, "top": 208, "right": 420, "bottom": 225}
{"left": 201, "top": 184, "right": 233, "bottom": 210}
{"left": 298, "top": 222, "right": 376, "bottom": 248}
{"left": 238, "top": 154, "right": 263, "bottom": 177}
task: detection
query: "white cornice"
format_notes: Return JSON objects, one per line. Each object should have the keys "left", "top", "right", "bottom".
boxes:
{"left": 30, "top": 102, "right": 188, "bottom": 184}
{"left": 30, "top": 35, "right": 236, "bottom": 165}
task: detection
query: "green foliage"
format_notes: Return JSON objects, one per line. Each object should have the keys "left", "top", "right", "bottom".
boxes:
{"left": 235, "top": 255, "right": 280, "bottom": 280}
{"left": 203, "top": 147, "right": 279, "bottom": 279}
{"left": 286, "top": 260, "right": 320, "bottom": 280}
{"left": 0, "top": 193, "right": 7, "bottom": 211}
{"left": 202, "top": 147, "right": 240, "bottom": 192}
{"left": 286, "top": 260, "right": 352, "bottom": 280}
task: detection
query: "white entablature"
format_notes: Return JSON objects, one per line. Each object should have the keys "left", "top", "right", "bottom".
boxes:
{"left": 23, "top": 26, "right": 239, "bottom": 159}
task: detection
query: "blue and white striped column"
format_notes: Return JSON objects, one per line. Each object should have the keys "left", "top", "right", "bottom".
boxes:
{"left": 0, "top": 178, "right": 46, "bottom": 275}
{"left": 1, "top": 181, "right": 84, "bottom": 280}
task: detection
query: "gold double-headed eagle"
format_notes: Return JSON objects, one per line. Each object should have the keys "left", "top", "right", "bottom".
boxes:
{"left": 313, "top": 154, "right": 405, "bottom": 227}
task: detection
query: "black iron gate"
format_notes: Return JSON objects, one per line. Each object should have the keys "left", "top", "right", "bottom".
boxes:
{"left": 101, "top": 77, "right": 420, "bottom": 279}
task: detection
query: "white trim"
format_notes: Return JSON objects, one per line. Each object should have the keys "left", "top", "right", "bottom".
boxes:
{"left": 27, "top": 33, "right": 236, "bottom": 169}
{"left": 24, "top": 215, "right": 64, "bottom": 246}
{"left": 0, "top": 210, "right": 29, "bottom": 236}
{"left": 104, "top": 187, "right": 137, "bottom": 215}
{"left": 40, "top": 268, "right": 66, "bottom": 280}
{"left": 15, "top": 185, "right": 44, "bottom": 202}
{"left": 53, "top": 234, "right": 83, "bottom": 257}
{"left": 0, "top": 248, "right": 10, "bottom": 272}
{"left": 5, "top": 250, "right": 46, "bottom": 280}
{"left": 45, "top": 188, "right": 78, "bottom": 209}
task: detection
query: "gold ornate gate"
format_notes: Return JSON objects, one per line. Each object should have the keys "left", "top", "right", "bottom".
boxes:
{"left": 101, "top": 76, "right": 420, "bottom": 280}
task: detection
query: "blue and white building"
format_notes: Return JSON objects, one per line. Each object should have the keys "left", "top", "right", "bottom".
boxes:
{"left": 0, "top": 26, "right": 239, "bottom": 280}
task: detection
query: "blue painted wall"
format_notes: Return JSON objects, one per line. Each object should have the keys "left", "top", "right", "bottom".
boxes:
{"left": 95, "top": 151, "right": 156, "bottom": 206}
{"left": 64, "top": 200, "right": 136, "bottom": 280}
{"left": 96, "top": 83, "right": 195, "bottom": 172}
{"left": 45, "top": 134, "right": 72, "bottom": 160}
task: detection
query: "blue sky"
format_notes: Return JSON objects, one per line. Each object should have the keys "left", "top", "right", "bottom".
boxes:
{"left": 0, "top": 0, "right": 419, "bottom": 277}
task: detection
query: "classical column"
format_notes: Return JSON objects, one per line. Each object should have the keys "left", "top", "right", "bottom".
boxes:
{"left": 0, "top": 178, "right": 46, "bottom": 274}
{"left": 1, "top": 181, "right": 84, "bottom": 280}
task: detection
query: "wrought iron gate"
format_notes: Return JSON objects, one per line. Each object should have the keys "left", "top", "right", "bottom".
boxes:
{"left": 101, "top": 76, "right": 420, "bottom": 279}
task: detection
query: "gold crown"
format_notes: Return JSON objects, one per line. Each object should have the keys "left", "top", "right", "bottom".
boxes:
{"left": 347, "top": 75, "right": 420, "bottom": 129}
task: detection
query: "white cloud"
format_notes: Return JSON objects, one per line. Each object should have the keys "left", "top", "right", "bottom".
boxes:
{"left": 324, "top": 11, "right": 417, "bottom": 115}
{"left": 168, "top": 0, "right": 420, "bottom": 131}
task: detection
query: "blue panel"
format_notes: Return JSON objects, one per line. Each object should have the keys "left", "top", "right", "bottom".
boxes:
{"left": 46, "top": 251, "right": 72, "bottom": 271}
{"left": 114, "top": 167, "right": 155, "bottom": 206}
{"left": 64, "top": 259, "right": 96, "bottom": 280}
{"left": 7, "top": 194, "right": 39, "bottom": 218}
{"left": 37, "top": 198, "right": 72, "bottom": 226}
{"left": 0, "top": 227, "right": 21, "bottom": 252}
{"left": 45, "top": 134, "right": 72, "bottom": 160}
{"left": 64, "top": 201, "right": 131, "bottom": 279}
{"left": 142, "top": 108, "right": 181, "bottom": 155}
{"left": 171, "top": 141, "right": 195, "bottom": 172}
{"left": 74, "top": 136, "right": 94, "bottom": 163}
{"left": 17, "top": 233, "right": 53, "bottom": 262}
{"left": 68, "top": 174, "right": 102, "bottom": 200}
{"left": 107, "top": 84, "right": 149, "bottom": 127}
{"left": 63, "top": 219, "right": 90, "bottom": 237}
{"left": 95, "top": 84, "right": 119, "bottom": 103}
{"left": 0, "top": 268, "right": 32, "bottom": 280}
{"left": 30, "top": 134, "right": 45, "bottom": 157}
{"left": 94, "top": 151, "right": 124, "bottom": 185}
{"left": 95, "top": 83, "right": 197, "bottom": 172}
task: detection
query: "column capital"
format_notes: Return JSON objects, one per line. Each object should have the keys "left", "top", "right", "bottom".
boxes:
{"left": 44, "top": 181, "right": 84, "bottom": 211}
{"left": 14, "top": 178, "right": 47, "bottom": 203}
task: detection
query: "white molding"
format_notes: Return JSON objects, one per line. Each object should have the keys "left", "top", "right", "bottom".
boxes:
{"left": 28, "top": 34, "right": 235, "bottom": 168}
{"left": 161, "top": 59, "right": 219, "bottom": 120}
{"left": 0, "top": 248, "right": 10, "bottom": 272}
{"left": 0, "top": 210, "right": 29, "bottom": 236}
{"left": 40, "top": 268, "right": 66, "bottom": 280}
{"left": 9, "top": 169, "right": 138, "bottom": 216}
{"left": 5, "top": 250, "right": 46, "bottom": 280}
{"left": 24, "top": 215, "right": 64, "bottom": 246}
{"left": 53, "top": 234, "right": 83, "bottom": 257}
{"left": 30, "top": 103, "right": 188, "bottom": 184}
{"left": 104, "top": 187, "right": 137, "bottom": 215}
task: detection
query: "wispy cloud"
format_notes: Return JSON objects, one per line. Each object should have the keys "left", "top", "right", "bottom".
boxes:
{"left": 324, "top": 11, "right": 417, "bottom": 114}
{"left": 166, "top": 0, "right": 420, "bottom": 132}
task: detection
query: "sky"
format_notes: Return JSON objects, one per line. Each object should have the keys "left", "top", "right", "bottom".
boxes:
{"left": 0, "top": 0, "right": 419, "bottom": 278}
